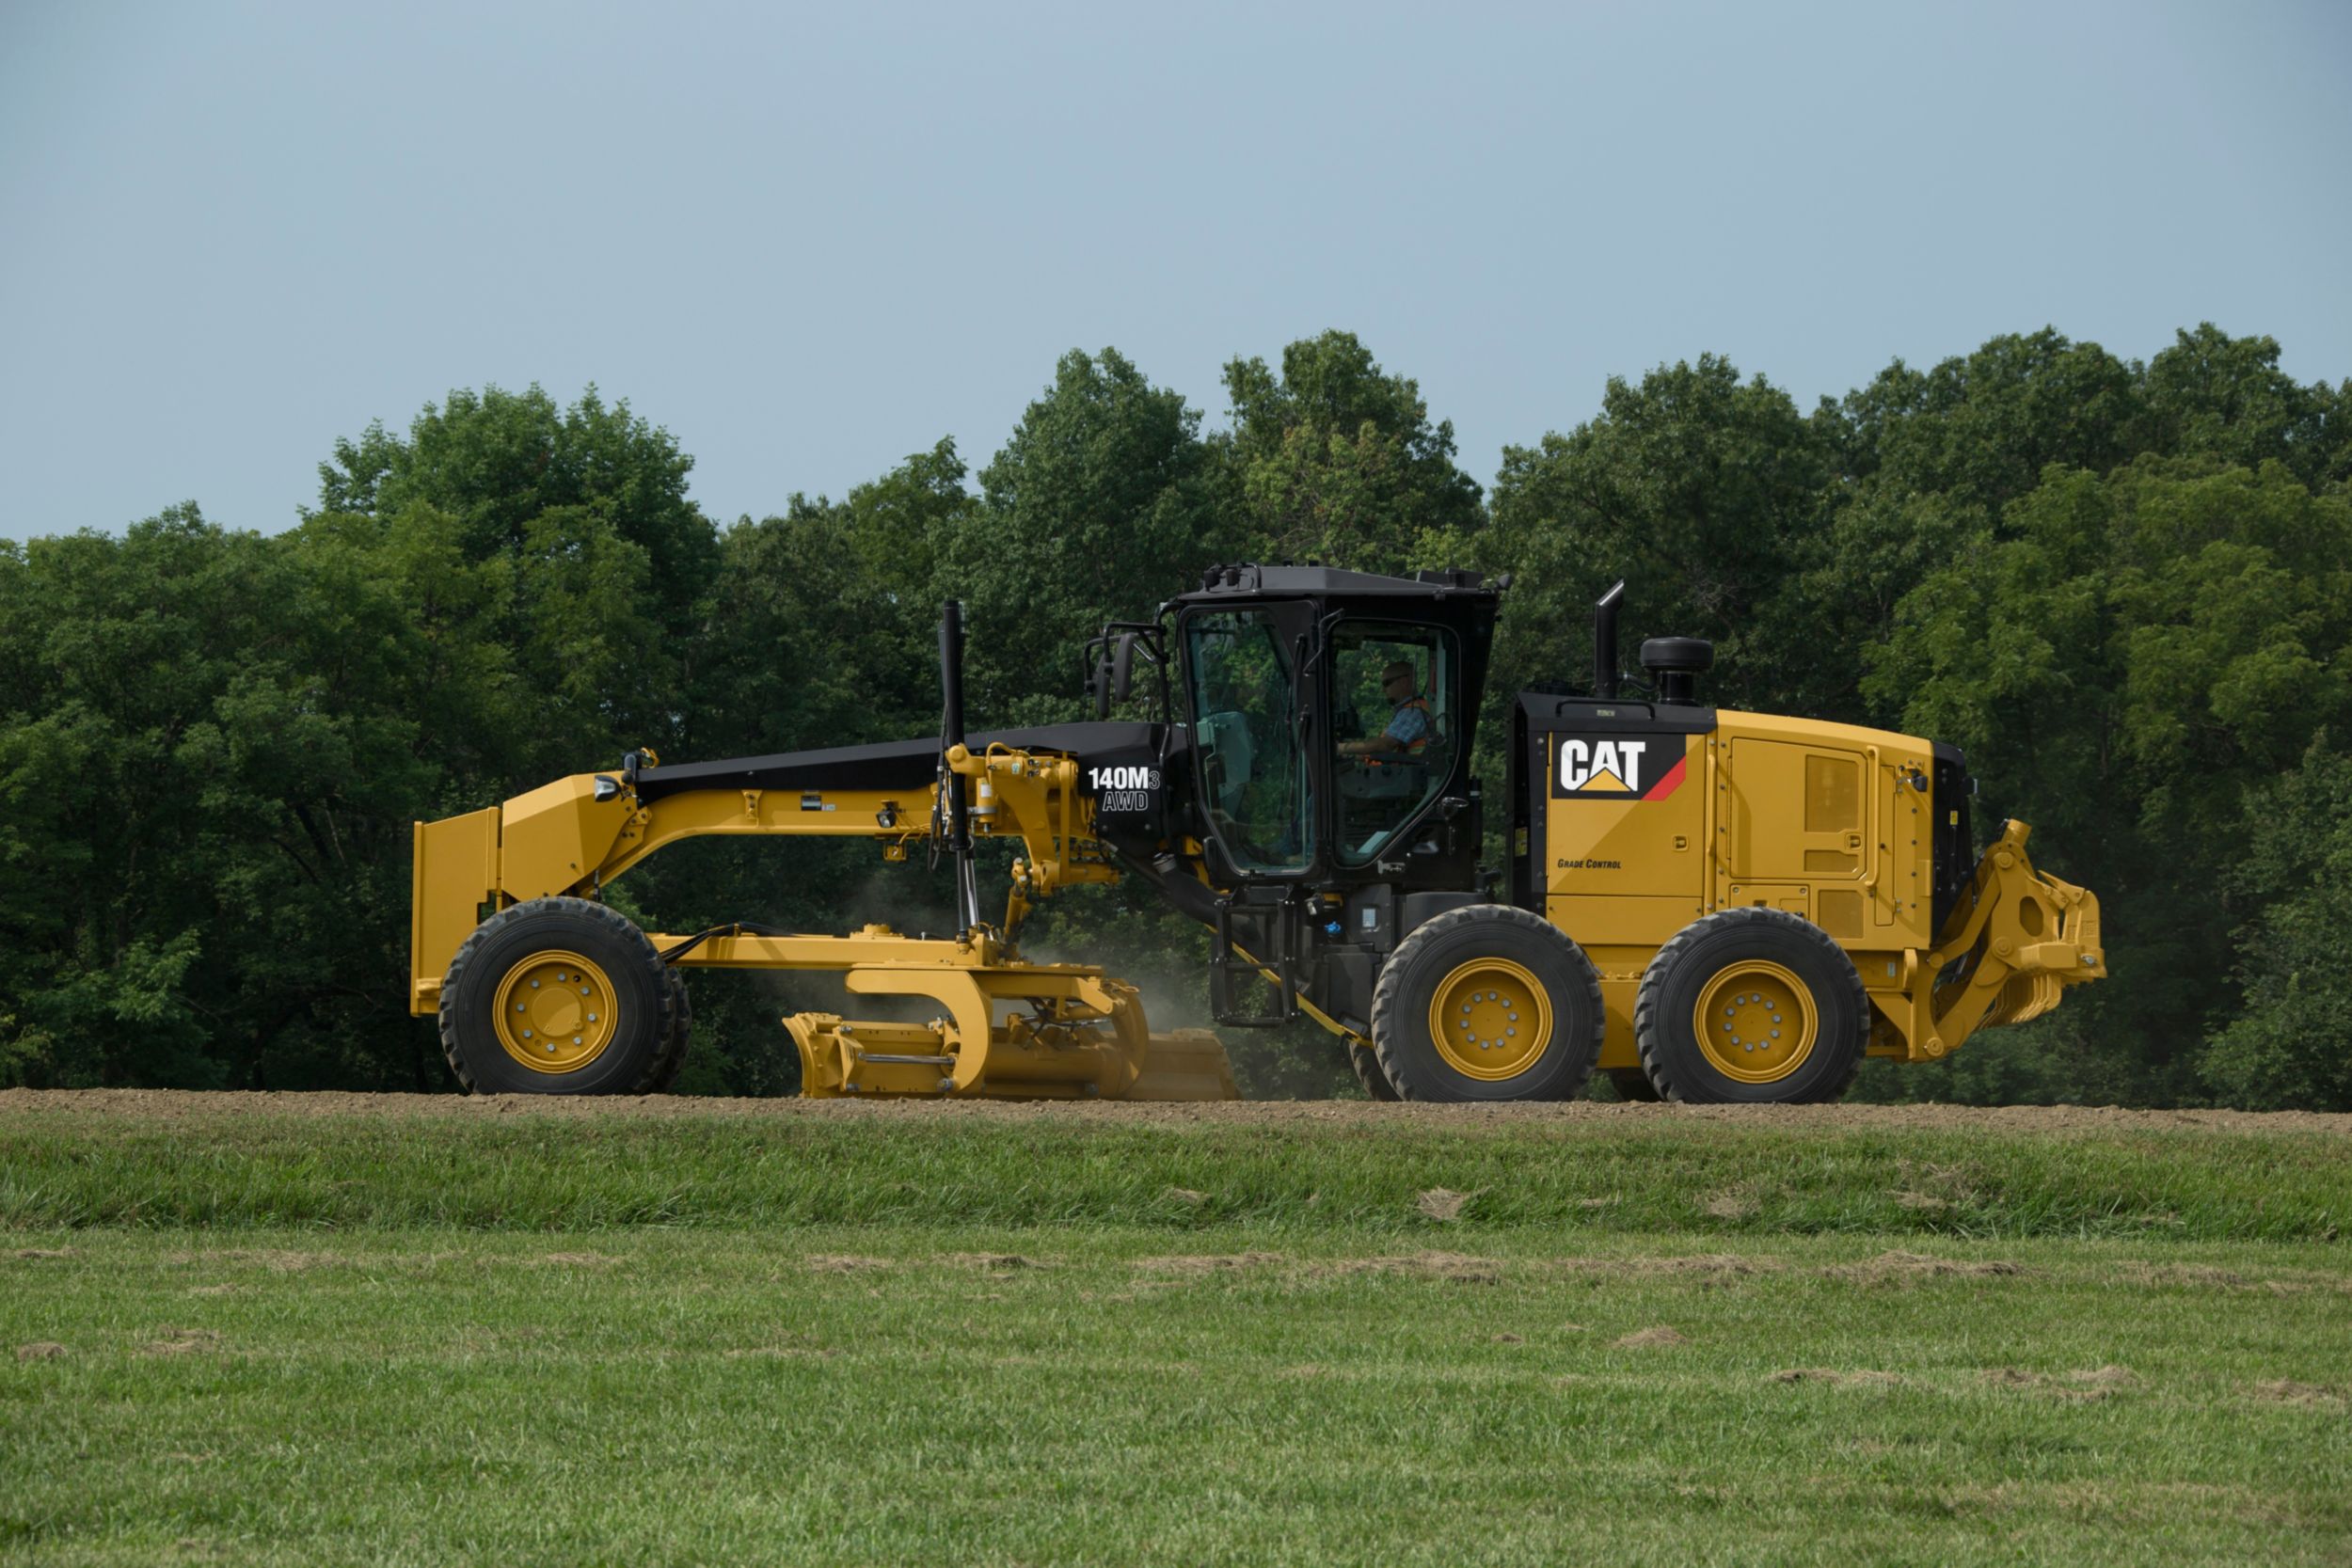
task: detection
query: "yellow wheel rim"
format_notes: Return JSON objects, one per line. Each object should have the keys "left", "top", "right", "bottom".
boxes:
{"left": 492, "top": 951, "right": 619, "bottom": 1074}
{"left": 1692, "top": 960, "right": 1818, "bottom": 1084}
{"left": 1428, "top": 958, "right": 1554, "bottom": 1081}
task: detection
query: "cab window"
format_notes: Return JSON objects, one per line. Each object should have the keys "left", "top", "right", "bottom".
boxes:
{"left": 1330, "top": 620, "right": 1455, "bottom": 864}
{"left": 1184, "top": 609, "right": 1311, "bottom": 871}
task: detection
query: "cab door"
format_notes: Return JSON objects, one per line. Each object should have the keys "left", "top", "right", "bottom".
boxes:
{"left": 1324, "top": 616, "right": 1460, "bottom": 868}
{"left": 1178, "top": 600, "right": 1315, "bottom": 877}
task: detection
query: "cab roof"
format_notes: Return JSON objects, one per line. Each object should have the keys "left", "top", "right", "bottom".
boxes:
{"left": 1177, "top": 563, "right": 1502, "bottom": 603}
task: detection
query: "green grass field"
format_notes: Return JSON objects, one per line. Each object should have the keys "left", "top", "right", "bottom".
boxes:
{"left": 3, "top": 1094, "right": 2348, "bottom": 1565}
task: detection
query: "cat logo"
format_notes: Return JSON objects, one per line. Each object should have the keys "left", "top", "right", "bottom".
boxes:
{"left": 1551, "top": 735, "right": 1689, "bottom": 800}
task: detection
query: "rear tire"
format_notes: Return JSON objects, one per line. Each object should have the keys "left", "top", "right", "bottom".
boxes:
{"left": 1371, "top": 904, "right": 1603, "bottom": 1102}
{"left": 438, "top": 896, "right": 675, "bottom": 1095}
{"left": 1633, "top": 908, "right": 1866, "bottom": 1105}
{"left": 1801, "top": 1045, "right": 1863, "bottom": 1105}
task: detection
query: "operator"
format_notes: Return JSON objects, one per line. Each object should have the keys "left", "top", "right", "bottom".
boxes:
{"left": 1339, "top": 660, "right": 1432, "bottom": 758}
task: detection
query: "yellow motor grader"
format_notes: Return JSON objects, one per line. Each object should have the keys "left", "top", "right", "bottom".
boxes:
{"left": 409, "top": 567, "right": 2102, "bottom": 1103}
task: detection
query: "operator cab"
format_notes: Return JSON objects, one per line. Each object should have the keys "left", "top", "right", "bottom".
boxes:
{"left": 1168, "top": 564, "right": 1500, "bottom": 891}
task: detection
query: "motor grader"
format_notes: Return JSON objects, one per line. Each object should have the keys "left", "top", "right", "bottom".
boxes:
{"left": 409, "top": 566, "right": 2103, "bottom": 1103}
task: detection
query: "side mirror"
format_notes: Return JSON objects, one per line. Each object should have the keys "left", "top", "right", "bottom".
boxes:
{"left": 1111, "top": 632, "right": 1138, "bottom": 704}
{"left": 1091, "top": 631, "right": 1140, "bottom": 720}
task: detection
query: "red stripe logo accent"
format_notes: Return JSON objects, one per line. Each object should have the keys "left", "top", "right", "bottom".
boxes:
{"left": 1641, "top": 753, "right": 1687, "bottom": 800}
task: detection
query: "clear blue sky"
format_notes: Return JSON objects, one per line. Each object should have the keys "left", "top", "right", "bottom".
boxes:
{"left": 4, "top": 0, "right": 2346, "bottom": 541}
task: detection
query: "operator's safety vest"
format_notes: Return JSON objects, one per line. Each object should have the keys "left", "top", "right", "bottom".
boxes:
{"left": 1367, "top": 695, "right": 1432, "bottom": 766}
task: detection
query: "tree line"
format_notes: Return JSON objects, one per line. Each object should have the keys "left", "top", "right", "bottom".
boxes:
{"left": 4, "top": 325, "right": 2348, "bottom": 1106}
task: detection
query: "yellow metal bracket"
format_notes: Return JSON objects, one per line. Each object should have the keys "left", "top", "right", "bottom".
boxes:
{"left": 1889, "top": 820, "right": 2104, "bottom": 1060}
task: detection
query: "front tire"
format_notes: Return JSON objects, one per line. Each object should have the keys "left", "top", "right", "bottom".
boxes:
{"left": 1633, "top": 908, "right": 1867, "bottom": 1104}
{"left": 1371, "top": 904, "right": 1603, "bottom": 1102}
{"left": 438, "top": 896, "right": 675, "bottom": 1095}
{"left": 1350, "top": 1041, "right": 1400, "bottom": 1101}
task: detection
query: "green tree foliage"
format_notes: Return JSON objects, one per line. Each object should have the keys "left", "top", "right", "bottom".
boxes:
{"left": 1828, "top": 329, "right": 2153, "bottom": 515}
{"left": 1800, "top": 330, "right": 2164, "bottom": 728}
{"left": 684, "top": 436, "right": 978, "bottom": 732}
{"left": 316, "top": 384, "right": 714, "bottom": 643}
{"left": 6, "top": 324, "right": 2350, "bottom": 1107}
{"left": 2143, "top": 325, "right": 2352, "bottom": 486}
{"left": 305, "top": 385, "right": 710, "bottom": 784}
{"left": 2203, "top": 738, "right": 2352, "bottom": 1110}
{"left": 1217, "top": 330, "right": 1484, "bottom": 575}
{"left": 943, "top": 349, "right": 1224, "bottom": 724}
{"left": 1863, "top": 460, "right": 2352, "bottom": 1101}
{"left": 0, "top": 508, "right": 444, "bottom": 1087}
{"left": 1483, "top": 355, "right": 1834, "bottom": 723}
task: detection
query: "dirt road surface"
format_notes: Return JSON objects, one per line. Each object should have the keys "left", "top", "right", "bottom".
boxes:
{"left": 4, "top": 1088, "right": 2344, "bottom": 1136}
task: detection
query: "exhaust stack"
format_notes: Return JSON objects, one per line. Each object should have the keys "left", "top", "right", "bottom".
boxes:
{"left": 1593, "top": 580, "right": 1626, "bottom": 699}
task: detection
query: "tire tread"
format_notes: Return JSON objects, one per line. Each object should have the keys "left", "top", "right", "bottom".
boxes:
{"left": 1633, "top": 906, "right": 1867, "bottom": 1105}
{"left": 1350, "top": 1041, "right": 1400, "bottom": 1101}
{"left": 436, "top": 896, "right": 676, "bottom": 1095}
{"left": 1371, "top": 903, "right": 1603, "bottom": 1102}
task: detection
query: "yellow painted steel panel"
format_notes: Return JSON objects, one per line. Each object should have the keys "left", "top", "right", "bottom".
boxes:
{"left": 500, "top": 776, "right": 633, "bottom": 901}
{"left": 1817, "top": 888, "right": 1864, "bottom": 938}
{"left": 1543, "top": 734, "right": 1706, "bottom": 901}
{"left": 1549, "top": 895, "right": 1703, "bottom": 949}
{"left": 1804, "top": 753, "right": 1858, "bottom": 833}
{"left": 409, "top": 807, "right": 501, "bottom": 1013}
